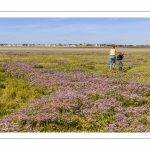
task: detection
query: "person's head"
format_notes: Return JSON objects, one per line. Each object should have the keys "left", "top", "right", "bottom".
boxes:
{"left": 112, "top": 44, "right": 115, "bottom": 49}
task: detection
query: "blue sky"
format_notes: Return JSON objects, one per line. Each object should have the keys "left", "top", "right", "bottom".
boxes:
{"left": 0, "top": 18, "right": 150, "bottom": 45}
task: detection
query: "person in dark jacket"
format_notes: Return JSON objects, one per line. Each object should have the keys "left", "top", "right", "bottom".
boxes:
{"left": 117, "top": 53, "right": 124, "bottom": 71}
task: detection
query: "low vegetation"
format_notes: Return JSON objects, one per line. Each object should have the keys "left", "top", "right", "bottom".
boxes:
{"left": 0, "top": 51, "right": 150, "bottom": 132}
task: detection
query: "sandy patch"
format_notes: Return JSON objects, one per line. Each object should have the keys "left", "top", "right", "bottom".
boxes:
{"left": 0, "top": 46, "right": 150, "bottom": 53}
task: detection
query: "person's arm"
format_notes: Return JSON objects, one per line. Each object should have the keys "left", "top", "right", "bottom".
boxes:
{"left": 116, "top": 49, "right": 122, "bottom": 54}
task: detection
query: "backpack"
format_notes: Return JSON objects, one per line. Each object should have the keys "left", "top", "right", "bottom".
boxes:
{"left": 117, "top": 54, "right": 124, "bottom": 60}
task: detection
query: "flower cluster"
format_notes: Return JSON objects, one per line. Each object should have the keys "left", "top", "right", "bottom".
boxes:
{"left": 0, "top": 61, "right": 150, "bottom": 132}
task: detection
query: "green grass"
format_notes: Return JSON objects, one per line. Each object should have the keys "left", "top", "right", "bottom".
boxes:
{"left": 0, "top": 65, "right": 50, "bottom": 118}
{"left": 1, "top": 51, "right": 150, "bottom": 132}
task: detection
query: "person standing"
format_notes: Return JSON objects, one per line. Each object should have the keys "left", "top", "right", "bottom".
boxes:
{"left": 117, "top": 53, "right": 124, "bottom": 71}
{"left": 109, "top": 44, "right": 122, "bottom": 70}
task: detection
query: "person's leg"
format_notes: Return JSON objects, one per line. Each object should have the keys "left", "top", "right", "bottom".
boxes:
{"left": 118, "top": 60, "right": 123, "bottom": 71}
{"left": 110, "top": 56, "right": 113, "bottom": 70}
{"left": 112, "top": 56, "right": 116, "bottom": 69}
{"left": 120, "top": 60, "right": 123, "bottom": 70}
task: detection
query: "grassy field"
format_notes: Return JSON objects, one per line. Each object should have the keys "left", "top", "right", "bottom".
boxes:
{"left": 0, "top": 47, "right": 150, "bottom": 132}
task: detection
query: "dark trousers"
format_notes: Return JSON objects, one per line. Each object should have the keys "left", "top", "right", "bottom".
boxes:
{"left": 117, "top": 60, "right": 123, "bottom": 70}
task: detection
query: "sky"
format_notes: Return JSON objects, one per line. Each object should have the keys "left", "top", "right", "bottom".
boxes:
{"left": 0, "top": 18, "right": 150, "bottom": 45}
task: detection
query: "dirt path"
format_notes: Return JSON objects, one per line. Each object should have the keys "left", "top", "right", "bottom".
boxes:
{"left": 0, "top": 46, "right": 150, "bottom": 53}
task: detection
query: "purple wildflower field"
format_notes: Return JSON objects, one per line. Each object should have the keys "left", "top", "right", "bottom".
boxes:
{"left": 0, "top": 60, "right": 150, "bottom": 132}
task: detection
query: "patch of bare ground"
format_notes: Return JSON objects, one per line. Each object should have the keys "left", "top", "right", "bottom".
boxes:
{"left": 0, "top": 46, "right": 150, "bottom": 53}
